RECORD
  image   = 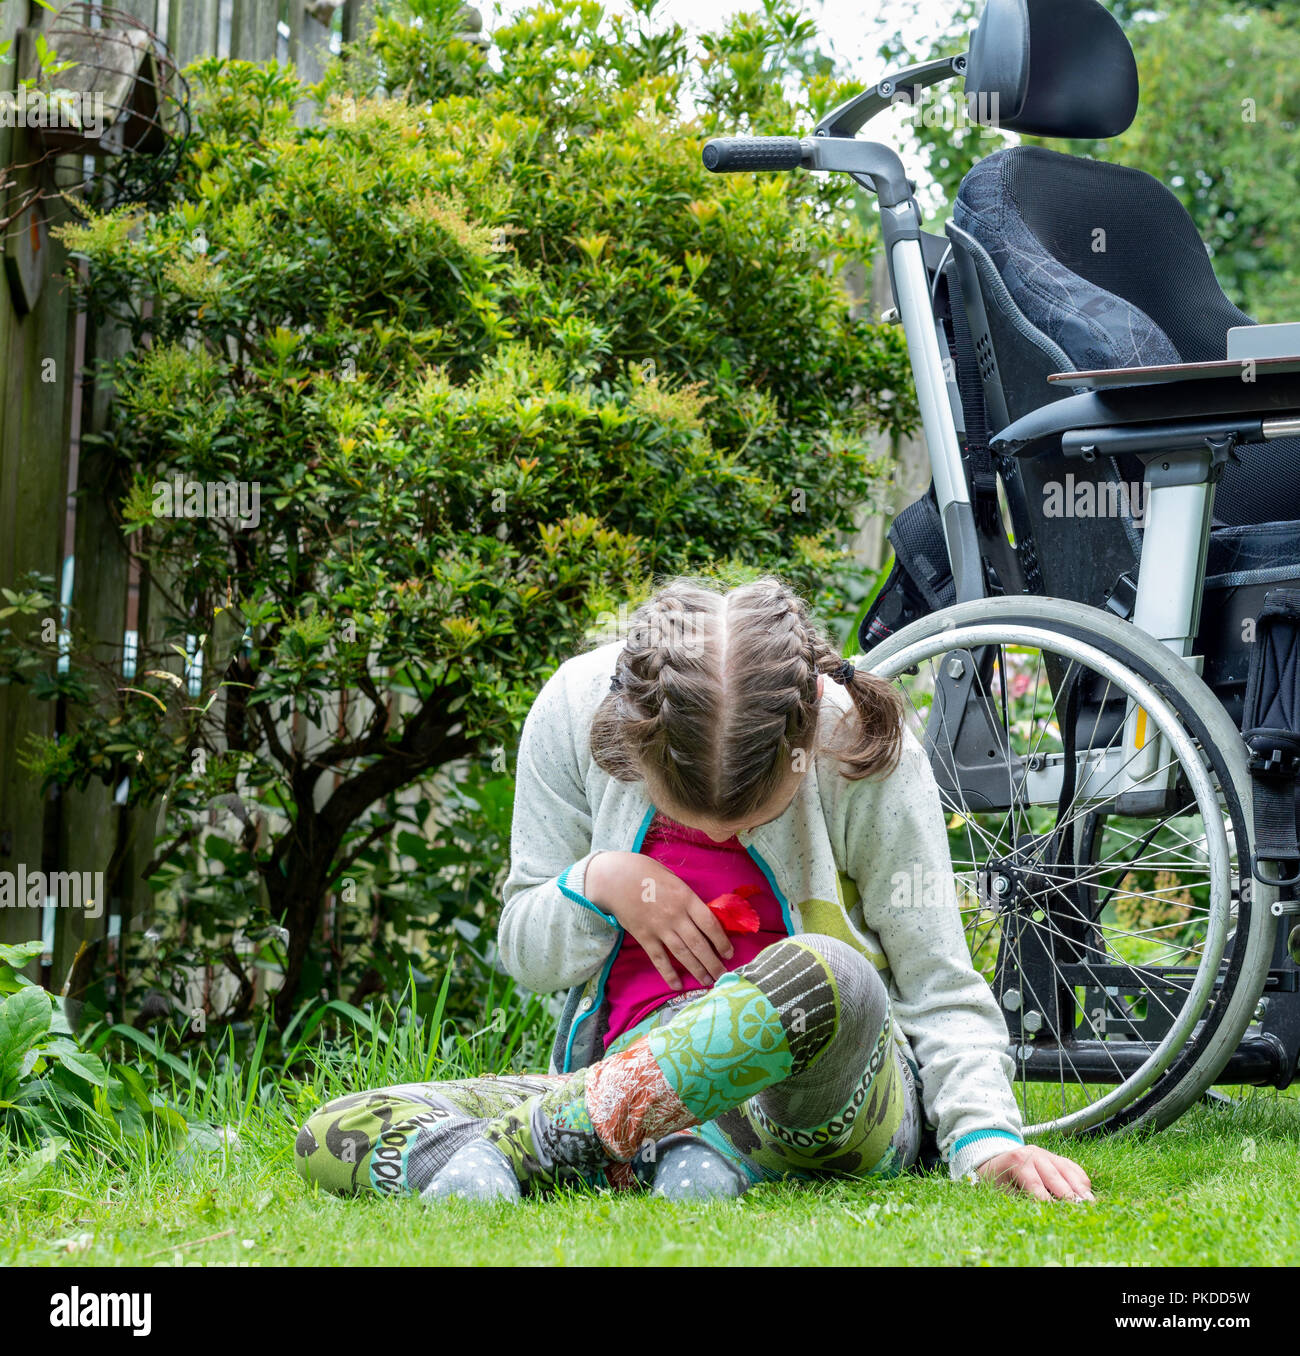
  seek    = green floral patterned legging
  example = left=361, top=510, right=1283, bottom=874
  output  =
left=294, top=934, right=923, bottom=1197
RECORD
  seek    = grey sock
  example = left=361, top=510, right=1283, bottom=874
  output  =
left=651, top=1140, right=749, bottom=1202
left=422, top=1139, right=521, bottom=1204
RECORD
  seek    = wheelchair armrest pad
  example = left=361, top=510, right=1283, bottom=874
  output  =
left=993, top=369, right=1300, bottom=458
left=1049, top=355, right=1300, bottom=389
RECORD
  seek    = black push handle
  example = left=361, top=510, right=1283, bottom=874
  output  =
left=702, top=136, right=807, bottom=173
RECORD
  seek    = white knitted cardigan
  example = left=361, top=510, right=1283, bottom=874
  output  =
left=498, top=639, right=1026, bottom=1182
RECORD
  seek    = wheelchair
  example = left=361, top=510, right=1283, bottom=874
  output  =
left=704, top=0, right=1300, bottom=1139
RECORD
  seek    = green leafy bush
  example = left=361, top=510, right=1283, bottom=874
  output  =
left=0, top=942, right=109, bottom=1141
left=0, top=941, right=198, bottom=1169
left=4, top=0, right=913, bottom=1029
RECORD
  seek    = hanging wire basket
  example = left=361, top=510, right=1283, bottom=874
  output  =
left=3, top=1, right=192, bottom=237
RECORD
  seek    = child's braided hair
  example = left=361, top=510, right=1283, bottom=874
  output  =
left=588, top=576, right=904, bottom=823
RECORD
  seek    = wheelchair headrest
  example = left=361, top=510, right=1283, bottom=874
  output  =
left=965, top=0, right=1139, bottom=138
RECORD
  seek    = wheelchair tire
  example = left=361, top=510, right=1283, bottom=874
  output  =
left=863, top=596, right=1277, bottom=1138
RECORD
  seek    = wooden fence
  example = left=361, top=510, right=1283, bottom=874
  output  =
left=0, top=0, right=370, bottom=988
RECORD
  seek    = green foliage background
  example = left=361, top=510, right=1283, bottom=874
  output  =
left=1, top=0, right=915, bottom=1038
left=7, top=0, right=1290, bottom=1056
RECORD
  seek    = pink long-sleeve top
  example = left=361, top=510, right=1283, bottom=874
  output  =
left=601, top=812, right=789, bottom=1048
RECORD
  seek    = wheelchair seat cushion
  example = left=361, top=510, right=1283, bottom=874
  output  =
left=954, top=144, right=1300, bottom=528
left=953, top=147, right=1182, bottom=372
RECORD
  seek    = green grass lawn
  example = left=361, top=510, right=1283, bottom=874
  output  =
left=5, top=1087, right=1299, bottom=1267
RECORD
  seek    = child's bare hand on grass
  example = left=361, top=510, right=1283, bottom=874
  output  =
left=585, top=851, right=733, bottom=990
left=975, top=1144, right=1095, bottom=1202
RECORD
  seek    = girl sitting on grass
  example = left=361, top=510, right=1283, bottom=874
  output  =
left=295, top=576, right=1093, bottom=1204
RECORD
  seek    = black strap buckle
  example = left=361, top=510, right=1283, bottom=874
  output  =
left=1247, top=744, right=1300, bottom=780
left=1104, top=572, right=1138, bottom=622
left=1251, top=851, right=1300, bottom=888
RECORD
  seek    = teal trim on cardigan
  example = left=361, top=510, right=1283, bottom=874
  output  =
left=631, top=805, right=656, bottom=850
left=560, top=805, right=657, bottom=1073
left=557, top=863, right=619, bottom=927
left=561, top=945, right=619, bottom=1074
left=744, top=844, right=795, bottom=937
left=951, top=1128, right=1023, bottom=1157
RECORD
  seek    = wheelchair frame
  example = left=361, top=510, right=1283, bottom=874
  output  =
left=703, top=1, right=1300, bottom=1131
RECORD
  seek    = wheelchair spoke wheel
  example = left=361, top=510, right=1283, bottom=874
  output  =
left=865, top=598, right=1276, bottom=1138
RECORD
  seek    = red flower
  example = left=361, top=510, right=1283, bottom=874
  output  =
left=704, top=883, right=762, bottom=933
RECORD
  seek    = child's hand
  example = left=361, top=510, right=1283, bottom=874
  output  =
left=585, top=852, right=733, bottom=990
left=974, top=1144, right=1095, bottom=1202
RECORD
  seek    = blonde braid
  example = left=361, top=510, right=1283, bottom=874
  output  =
left=589, top=576, right=903, bottom=822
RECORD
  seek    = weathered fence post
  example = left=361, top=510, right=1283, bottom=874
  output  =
left=1, top=0, right=351, bottom=987
left=231, top=0, right=279, bottom=62
left=0, top=2, right=79, bottom=972
left=168, top=0, right=219, bottom=70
